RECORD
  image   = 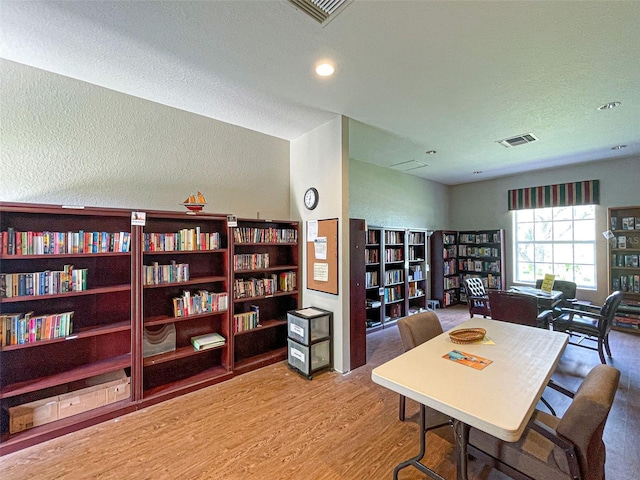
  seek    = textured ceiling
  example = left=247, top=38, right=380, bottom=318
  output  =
left=2, top=1, right=639, bottom=185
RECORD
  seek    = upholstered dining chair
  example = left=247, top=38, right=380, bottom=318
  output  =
left=467, top=364, right=620, bottom=480
left=463, top=277, right=491, bottom=318
left=487, top=290, right=553, bottom=329
left=396, top=311, right=445, bottom=421
left=551, top=291, right=623, bottom=365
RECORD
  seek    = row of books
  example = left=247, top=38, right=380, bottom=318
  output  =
left=1, top=229, right=131, bottom=255
left=144, top=230, right=221, bottom=252
left=443, top=259, right=456, bottom=275
left=365, top=271, right=378, bottom=288
left=612, top=254, right=640, bottom=268
left=443, top=290, right=459, bottom=306
left=233, top=227, right=297, bottom=244
left=611, top=216, right=640, bottom=230
left=384, top=248, right=403, bottom=262
left=384, top=285, right=403, bottom=302
left=612, top=275, right=640, bottom=293
left=0, top=265, right=88, bottom=298
left=613, top=236, right=638, bottom=249
left=233, top=307, right=259, bottom=333
left=408, top=283, right=424, bottom=298
left=458, top=259, right=501, bottom=273
left=459, top=233, right=501, bottom=244
left=409, top=265, right=424, bottom=281
left=461, top=273, right=501, bottom=289
left=233, top=253, right=270, bottom=271
left=443, top=246, right=457, bottom=259
left=385, top=269, right=403, bottom=285
left=443, top=234, right=457, bottom=245
left=365, top=249, right=379, bottom=263
left=278, top=271, right=297, bottom=292
left=143, top=261, right=189, bottom=286
left=366, top=230, right=379, bottom=244
left=458, top=246, right=500, bottom=258
left=444, top=276, right=460, bottom=290
left=407, top=232, right=425, bottom=244
left=234, top=276, right=277, bottom=299
left=1, top=311, right=74, bottom=346
left=172, top=290, right=228, bottom=317
left=384, top=231, right=403, bottom=245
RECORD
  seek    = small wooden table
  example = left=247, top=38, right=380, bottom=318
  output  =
left=371, top=318, right=568, bottom=480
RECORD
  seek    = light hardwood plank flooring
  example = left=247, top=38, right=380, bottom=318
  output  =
left=1, top=306, right=638, bottom=479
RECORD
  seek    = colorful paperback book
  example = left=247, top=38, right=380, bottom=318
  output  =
left=443, top=350, right=493, bottom=370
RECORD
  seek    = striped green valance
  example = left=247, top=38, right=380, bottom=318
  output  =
left=508, top=180, right=600, bottom=210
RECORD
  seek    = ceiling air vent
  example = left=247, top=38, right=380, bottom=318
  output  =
left=389, top=160, right=429, bottom=172
left=289, top=0, right=352, bottom=25
left=497, top=133, right=539, bottom=148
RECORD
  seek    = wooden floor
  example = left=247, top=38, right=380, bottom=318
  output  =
left=1, top=305, right=638, bottom=479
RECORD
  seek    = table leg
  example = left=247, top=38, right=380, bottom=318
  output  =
left=453, top=419, right=470, bottom=480
left=392, top=404, right=446, bottom=480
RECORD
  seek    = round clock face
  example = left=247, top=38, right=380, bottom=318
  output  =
left=304, top=187, right=319, bottom=210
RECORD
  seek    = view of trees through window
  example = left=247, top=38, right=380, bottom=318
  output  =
left=514, top=205, right=596, bottom=288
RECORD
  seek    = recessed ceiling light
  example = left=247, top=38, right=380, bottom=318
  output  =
left=611, top=145, right=627, bottom=150
left=425, top=150, right=437, bottom=155
left=315, top=63, right=335, bottom=77
left=597, top=101, right=621, bottom=110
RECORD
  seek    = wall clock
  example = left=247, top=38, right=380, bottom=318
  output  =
left=304, top=187, right=319, bottom=210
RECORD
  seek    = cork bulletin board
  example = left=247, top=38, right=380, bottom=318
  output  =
left=306, top=218, right=338, bottom=295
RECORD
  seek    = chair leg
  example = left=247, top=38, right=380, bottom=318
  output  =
left=604, top=334, right=613, bottom=357
left=399, top=394, right=406, bottom=421
left=539, top=396, right=557, bottom=416
left=598, top=340, right=607, bottom=365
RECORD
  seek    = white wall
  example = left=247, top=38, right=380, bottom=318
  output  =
left=0, top=60, right=290, bottom=219
left=290, top=116, right=350, bottom=373
left=349, top=158, right=450, bottom=229
left=450, top=156, right=640, bottom=304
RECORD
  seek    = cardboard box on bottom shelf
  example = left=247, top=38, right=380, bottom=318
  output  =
left=8, top=370, right=130, bottom=434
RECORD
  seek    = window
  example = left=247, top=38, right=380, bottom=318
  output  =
left=514, top=205, right=596, bottom=288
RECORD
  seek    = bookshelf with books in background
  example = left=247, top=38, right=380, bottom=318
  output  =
left=364, top=226, right=383, bottom=332
left=140, top=211, right=231, bottom=404
left=457, top=229, right=506, bottom=302
left=406, top=229, right=429, bottom=316
left=430, top=230, right=460, bottom=307
left=230, top=219, right=299, bottom=374
left=608, top=206, right=640, bottom=332
left=382, top=228, right=406, bottom=325
left=0, top=202, right=135, bottom=454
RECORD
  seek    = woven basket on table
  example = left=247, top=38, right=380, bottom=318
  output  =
left=449, top=328, right=486, bottom=344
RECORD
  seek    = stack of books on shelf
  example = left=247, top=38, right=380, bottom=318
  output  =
left=365, top=271, right=379, bottom=288
left=144, top=229, right=220, bottom=252
left=612, top=275, right=640, bottom=293
left=1, top=265, right=87, bottom=298
left=385, top=269, right=403, bottom=285
left=1, top=228, right=130, bottom=255
left=191, top=332, right=226, bottom=351
left=234, top=276, right=276, bottom=299
left=172, top=290, right=228, bottom=317
left=365, top=249, right=379, bottom=263
left=143, top=261, right=189, bottom=285
left=279, top=271, right=297, bottom=292
left=233, top=227, right=297, bottom=244
left=1, top=311, right=74, bottom=346
left=409, top=265, right=423, bottom=280
left=384, top=248, right=403, bottom=262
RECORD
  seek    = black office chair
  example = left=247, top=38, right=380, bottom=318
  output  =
left=535, top=279, right=578, bottom=317
left=551, top=291, right=623, bottom=364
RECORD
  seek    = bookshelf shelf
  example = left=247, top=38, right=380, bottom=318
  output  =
left=608, top=206, right=640, bottom=331
left=0, top=353, right=132, bottom=399
left=143, top=310, right=228, bottom=328
left=142, top=276, right=227, bottom=289
left=233, top=318, right=288, bottom=336
left=142, top=365, right=232, bottom=401
left=0, top=284, right=130, bottom=303
left=143, top=343, right=226, bottom=366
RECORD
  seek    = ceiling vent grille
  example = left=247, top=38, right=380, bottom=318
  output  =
left=289, top=0, right=351, bottom=24
left=389, top=160, right=429, bottom=172
left=498, top=133, right=539, bottom=148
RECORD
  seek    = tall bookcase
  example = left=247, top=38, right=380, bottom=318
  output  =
left=608, top=206, right=640, bottom=331
left=0, top=203, right=136, bottom=454
left=430, top=230, right=459, bottom=307
left=364, top=226, right=383, bottom=331
left=0, top=202, right=300, bottom=455
left=230, top=219, right=299, bottom=375
left=406, top=229, right=429, bottom=315
left=382, top=227, right=406, bottom=326
left=457, top=229, right=506, bottom=302
left=139, top=211, right=232, bottom=404
left=430, top=229, right=506, bottom=307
